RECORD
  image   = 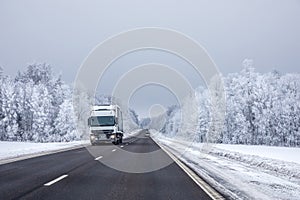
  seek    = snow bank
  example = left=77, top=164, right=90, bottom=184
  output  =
left=211, top=144, right=300, bottom=180
left=214, top=144, right=300, bottom=165
left=0, top=129, right=142, bottom=164
left=152, top=131, right=300, bottom=200
left=123, top=129, right=142, bottom=139
left=0, top=140, right=88, bottom=164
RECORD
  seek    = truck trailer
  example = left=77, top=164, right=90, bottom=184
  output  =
left=88, top=105, right=124, bottom=145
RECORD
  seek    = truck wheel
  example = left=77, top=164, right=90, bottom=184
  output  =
left=113, top=140, right=118, bottom=145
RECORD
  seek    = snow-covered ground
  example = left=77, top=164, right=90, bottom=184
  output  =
left=0, top=129, right=142, bottom=165
left=213, top=143, right=300, bottom=165
left=0, top=140, right=89, bottom=164
left=151, top=130, right=300, bottom=200
left=123, top=128, right=143, bottom=139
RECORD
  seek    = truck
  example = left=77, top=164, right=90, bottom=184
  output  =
left=88, top=104, right=124, bottom=145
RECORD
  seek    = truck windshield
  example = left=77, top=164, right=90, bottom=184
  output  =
left=89, top=116, right=115, bottom=126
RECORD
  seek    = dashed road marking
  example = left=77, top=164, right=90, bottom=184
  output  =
left=120, top=145, right=124, bottom=148
left=44, top=175, right=68, bottom=186
left=94, top=156, right=103, bottom=160
left=112, top=149, right=116, bottom=152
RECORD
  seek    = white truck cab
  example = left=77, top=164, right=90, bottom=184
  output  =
left=88, top=105, right=123, bottom=145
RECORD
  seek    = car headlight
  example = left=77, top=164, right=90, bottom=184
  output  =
left=110, top=135, right=115, bottom=139
left=90, top=135, right=95, bottom=140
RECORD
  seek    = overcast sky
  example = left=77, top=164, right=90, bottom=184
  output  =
left=1, top=0, right=300, bottom=117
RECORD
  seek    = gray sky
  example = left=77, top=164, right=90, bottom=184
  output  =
left=1, top=0, right=300, bottom=117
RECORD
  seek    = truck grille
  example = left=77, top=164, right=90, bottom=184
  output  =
left=91, top=130, right=113, bottom=135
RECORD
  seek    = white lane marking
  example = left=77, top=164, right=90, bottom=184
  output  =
left=94, top=156, right=103, bottom=160
left=112, top=149, right=116, bottom=152
left=120, top=145, right=124, bottom=148
left=44, top=175, right=68, bottom=186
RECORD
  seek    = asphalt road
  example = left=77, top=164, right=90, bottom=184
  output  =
left=0, top=130, right=212, bottom=200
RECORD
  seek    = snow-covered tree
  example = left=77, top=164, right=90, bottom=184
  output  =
left=31, top=85, right=53, bottom=142
left=0, top=63, right=82, bottom=142
left=128, top=108, right=139, bottom=125
left=1, top=79, right=19, bottom=140
left=1, top=61, right=299, bottom=146
left=0, top=66, right=5, bottom=136
left=160, top=105, right=180, bottom=137
left=53, top=98, right=78, bottom=142
left=139, top=118, right=151, bottom=128
left=158, top=60, right=300, bottom=147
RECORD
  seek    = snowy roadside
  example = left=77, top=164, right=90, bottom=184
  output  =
left=0, top=140, right=89, bottom=165
left=0, top=129, right=142, bottom=165
left=151, top=130, right=300, bottom=200
left=123, top=129, right=143, bottom=139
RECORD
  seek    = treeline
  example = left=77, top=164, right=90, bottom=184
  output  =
left=0, top=64, right=140, bottom=142
left=161, top=60, right=300, bottom=147
left=0, top=64, right=80, bottom=142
